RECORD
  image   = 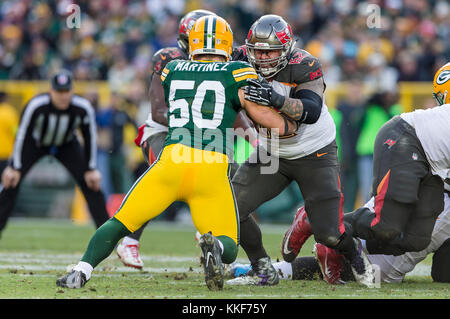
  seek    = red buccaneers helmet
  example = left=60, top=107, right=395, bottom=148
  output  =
left=177, top=9, right=217, bottom=52
left=246, top=15, right=295, bottom=78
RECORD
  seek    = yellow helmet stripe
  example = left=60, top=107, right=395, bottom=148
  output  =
left=204, top=16, right=216, bottom=50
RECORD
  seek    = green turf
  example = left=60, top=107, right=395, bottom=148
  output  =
left=0, top=218, right=448, bottom=299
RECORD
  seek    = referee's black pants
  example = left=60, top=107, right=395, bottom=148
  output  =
left=0, top=139, right=110, bottom=233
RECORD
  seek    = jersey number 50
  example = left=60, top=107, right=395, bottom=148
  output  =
left=168, top=80, right=225, bottom=129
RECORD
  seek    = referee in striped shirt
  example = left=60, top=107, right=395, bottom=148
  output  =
left=0, top=70, right=109, bottom=235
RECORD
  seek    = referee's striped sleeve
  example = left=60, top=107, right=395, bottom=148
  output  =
left=72, top=95, right=98, bottom=170
left=12, top=94, right=50, bottom=170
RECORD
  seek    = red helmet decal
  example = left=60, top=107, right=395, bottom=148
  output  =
left=275, top=25, right=292, bottom=45
left=179, top=21, right=187, bottom=35
left=179, top=17, right=196, bottom=36
left=247, top=28, right=253, bottom=41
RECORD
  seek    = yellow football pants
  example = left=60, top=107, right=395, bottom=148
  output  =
left=114, top=144, right=239, bottom=244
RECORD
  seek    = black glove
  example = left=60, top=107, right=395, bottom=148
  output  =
left=244, top=78, right=285, bottom=110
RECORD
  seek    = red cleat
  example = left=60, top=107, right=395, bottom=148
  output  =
left=313, top=243, right=345, bottom=285
left=281, top=206, right=313, bottom=262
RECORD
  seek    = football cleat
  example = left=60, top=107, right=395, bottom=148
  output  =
left=313, top=243, right=345, bottom=285
left=199, top=232, right=224, bottom=290
left=117, top=242, right=144, bottom=270
left=281, top=206, right=313, bottom=262
left=349, top=238, right=376, bottom=288
left=56, top=270, right=88, bottom=289
left=225, top=262, right=253, bottom=279
left=226, top=257, right=279, bottom=286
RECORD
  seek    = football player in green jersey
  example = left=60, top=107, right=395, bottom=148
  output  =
left=117, top=9, right=217, bottom=271
left=56, top=15, right=297, bottom=291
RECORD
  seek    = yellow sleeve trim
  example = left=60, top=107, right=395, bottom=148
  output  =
left=232, top=67, right=255, bottom=75
left=161, top=68, right=169, bottom=82
left=234, top=73, right=258, bottom=82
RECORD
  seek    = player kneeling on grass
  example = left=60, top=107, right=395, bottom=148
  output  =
left=229, top=191, right=450, bottom=285
left=56, top=15, right=298, bottom=291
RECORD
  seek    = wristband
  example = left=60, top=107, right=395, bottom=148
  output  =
left=271, top=90, right=285, bottom=110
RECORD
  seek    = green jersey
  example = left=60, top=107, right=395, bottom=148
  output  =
left=161, top=59, right=257, bottom=156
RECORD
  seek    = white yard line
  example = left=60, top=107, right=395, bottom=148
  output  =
left=0, top=251, right=431, bottom=278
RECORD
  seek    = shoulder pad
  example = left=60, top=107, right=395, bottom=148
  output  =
left=229, top=61, right=257, bottom=85
left=276, top=48, right=323, bottom=84
left=151, top=47, right=188, bottom=75
left=229, top=60, right=253, bottom=69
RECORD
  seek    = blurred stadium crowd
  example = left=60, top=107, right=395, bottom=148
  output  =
left=1, top=0, right=448, bottom=84
left=0, top=0, right=449, bottom=221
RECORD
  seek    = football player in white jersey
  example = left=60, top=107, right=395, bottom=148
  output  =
left=343, top=62, right=450, bottom=256
left=227, top=15, right=375, bottom=287
left=278, top=62, right=450, bottom=284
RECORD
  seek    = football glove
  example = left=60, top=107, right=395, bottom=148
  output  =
left=244, top=78, right=285, bottom=110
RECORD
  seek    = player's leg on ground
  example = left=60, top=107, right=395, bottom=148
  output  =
left=346, top=117, right=434, bottom=256
left=232, top=152, right=290, bottom=262
left=294, top=141, right=374, bottom=287
left=229, top=153, right=290, bottom=285
left=432, top=238, right=450, bottom=283
left=57, top=147, right=179, bottom=288
left=376, top=174, right=443, bottom=255
left=188, top=152, right=239, bottom=290
left=117, top=132, right=170, bottom=268
left=281, top=205, right=313, bottom=262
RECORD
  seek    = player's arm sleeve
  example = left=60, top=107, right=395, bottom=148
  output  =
left=280, top=56, right=325, bottom=124
left=10, top=101, right=39, bottom=170
left=239, top=90, right=297, bottom=136
left=80, top=101, right=98, bottom=170
left=160, top=64, right=171, bottom=86
left=150, top=71, right=169, bottom=126
left=231, top=64, right=258, bottom=110
left=149, top=49, right=180, bottom=126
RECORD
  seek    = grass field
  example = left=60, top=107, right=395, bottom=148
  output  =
left=0, top=217, right=449, bottom=300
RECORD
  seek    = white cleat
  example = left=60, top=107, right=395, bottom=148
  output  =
left=226, top=275, right=261, bottom=286
left=226, top=257, right=279, bottom=286
left=350, top=238, right=376, bottom=288
left=117, top=242, right=144, bottom=270
left=56, top=270, right=88, bottom=289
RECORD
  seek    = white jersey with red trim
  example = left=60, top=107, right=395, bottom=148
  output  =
left=258, top=84, right=336, bottom=159
left=400, top=104, right=450, bottom=183
left=365, top=192, right=450, bottom=283
left=255, top=47, right=336, bottom=160
left=142, top=112, right=168, bottom=144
